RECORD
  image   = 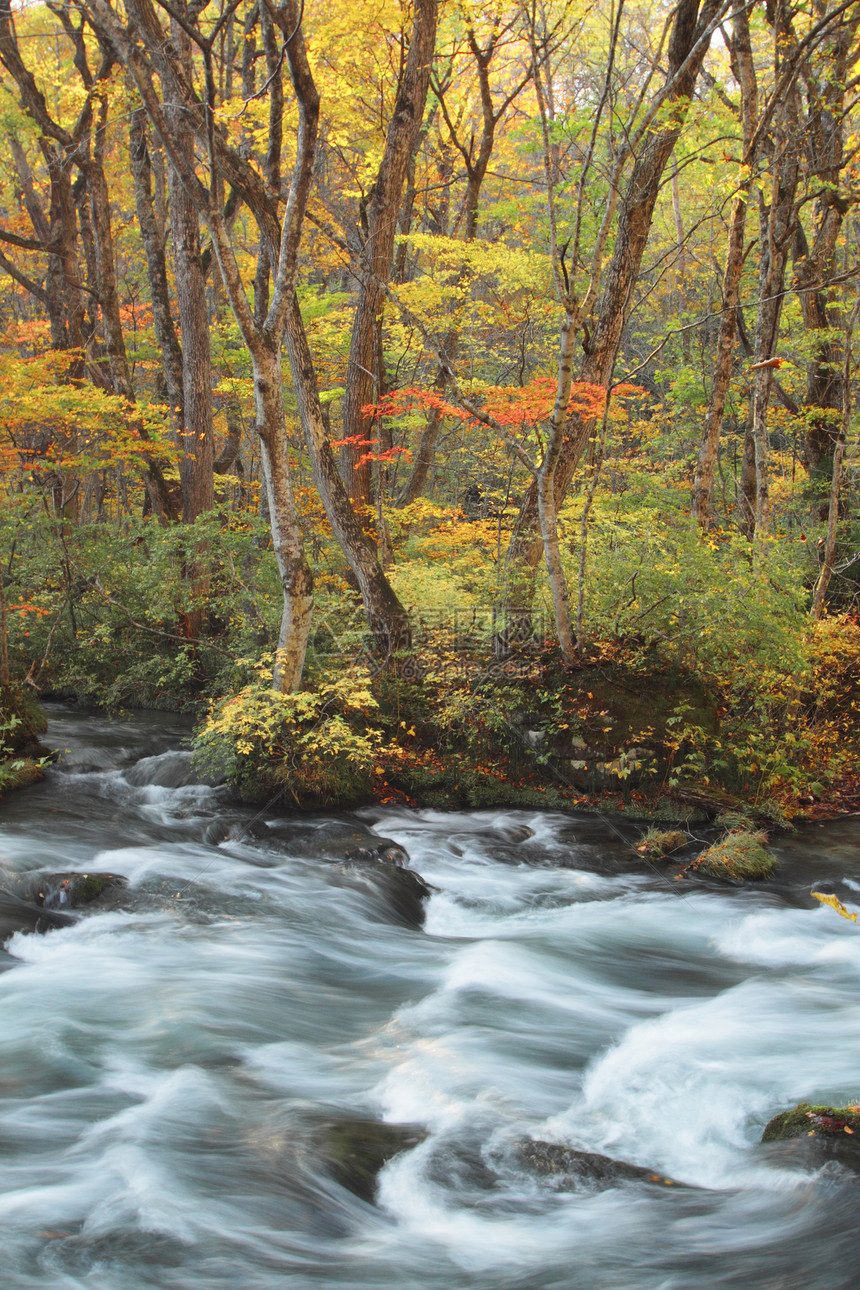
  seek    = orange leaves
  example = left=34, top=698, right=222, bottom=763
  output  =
left=367, top=378, right=644, bottom=439
left=328, top=432, right=412, bottom=470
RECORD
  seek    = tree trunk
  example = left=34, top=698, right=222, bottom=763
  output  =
left=692, top=0, right=757, bottom=527
left=255, top=344, right=314, bottom=690
left=507, top=0, right=725, bottom=588
left=166, top=21, right=214, bottom=527
left=286, top=294, right=411, bottom=657
left=129, top=107, right=184, bottom=428
left=341, top=0, right=438, bottom=503
left=796, top=7, right=860, bottom=476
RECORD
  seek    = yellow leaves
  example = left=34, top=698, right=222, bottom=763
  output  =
left=811, top=891, right=858, bottom=923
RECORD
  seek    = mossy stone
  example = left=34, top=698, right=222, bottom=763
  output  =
left=761, top=1102, right=860, bottom=1143
left=0, top=759, right=44, bottom=796
left=689, top=831, right=777, bottom=881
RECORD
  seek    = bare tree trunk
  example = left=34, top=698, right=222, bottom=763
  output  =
left=749, top=65, right=800, bottom=539
left=738, top=410, right=757, bottom=538
left=797, top=8, right=860, bottom=477
left=255, top=345, right=314, bottom=689
left=166, top=19, right=214, bottom=527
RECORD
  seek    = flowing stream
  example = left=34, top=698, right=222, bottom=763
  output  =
left=1, top=706, right=859, bottom=1289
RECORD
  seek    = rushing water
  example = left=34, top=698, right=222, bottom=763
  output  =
left=0, top=707, right=859, bottom=1289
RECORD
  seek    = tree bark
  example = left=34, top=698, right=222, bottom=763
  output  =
left=691, top=0, right=757, bottom=527
left=129, top=107, right=184, bottom=428
left=341, top=0, right=438, bottom=503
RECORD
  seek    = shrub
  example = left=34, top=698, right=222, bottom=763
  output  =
left=192, top=662, right=386, bottom=805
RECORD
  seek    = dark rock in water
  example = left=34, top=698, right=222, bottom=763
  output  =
left=0, top=889, right=78, bottom=939
left=28, top=872, right=126, bottom=911
left=762, top=1102, right=860, bottom=1144
left=336, top=859, right=432, bottom=928
left=758, top=1099, right=860, bottom=1171
left=344, top=840, right=411, bottom=868
left=320, top=1118, right=427, bottom=1202
left=204, top=818, right=277, bottom=851
left=760, top=1104, right=860, bottom=1176
left=514, top=1139, right=685, bottom=1191
left=494, top=824, right=534, bottom=844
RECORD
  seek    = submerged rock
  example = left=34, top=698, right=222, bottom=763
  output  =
left=514, top=1139, right=685, bottom=1191
left=28, top=872, right=126, bottom=910
left=335, top=858, right=432, bottom=928
left=684, top=830, right=777, bottom=881
left=344, top=840, right=410, bottom=868
left=319, top=1118, right=427, bottom=1202
left=0, top=889, right=77, bottom=938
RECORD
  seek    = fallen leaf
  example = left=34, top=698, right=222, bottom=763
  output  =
left=811, top=891, right=858, bottom=922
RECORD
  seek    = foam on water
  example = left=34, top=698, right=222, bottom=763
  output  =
left=0, top=707, right=858, bottom=1289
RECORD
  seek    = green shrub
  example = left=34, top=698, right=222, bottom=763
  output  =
left=193, top=662, right=386, bottom=805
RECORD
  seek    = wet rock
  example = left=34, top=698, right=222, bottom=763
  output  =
left=319, top=1118, right=427, bottom=1202
left=514, top=1139, right=685, bottom=1191
left=0, top=889, right=77, bottom=938
left=205, top=818, right=276, bottom=847
left=760, top=1103, right=860, bottom=1176
left=27, top=872, right=126, bottom=911
left=335, top=859, right=432, bottom=928
left=684, top=830, right=777, bottom=882
left=344, top=840, right=411, bottom=868
left=494, top=823, right=534, bottom=844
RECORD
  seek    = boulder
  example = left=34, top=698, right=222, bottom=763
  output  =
left=762, top=1102, right=860, bottom=1143
left=335, top=858, right=432, bottom=928
left=319, top=1118, right=427, bottom=1202
left=0, top=889, right=77, bottom=938
left=27, top=872, right=126, bottom=910
left=514, top=1138, right=685, bottom=1191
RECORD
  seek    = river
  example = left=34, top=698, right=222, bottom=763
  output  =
left=0, top=705, right=858, bottom=1289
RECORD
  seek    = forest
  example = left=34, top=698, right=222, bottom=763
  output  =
left=0, top=0, right=859, bottom=822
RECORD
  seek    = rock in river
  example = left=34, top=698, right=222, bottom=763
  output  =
left=514, top=1139, right=685, bottom=1191
left=319, top=1118, right=427, bottom=1202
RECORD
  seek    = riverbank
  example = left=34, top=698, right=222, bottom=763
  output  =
left=189, top=644, right=860, bottom=832
left=0, top=686, right=53, bottom=799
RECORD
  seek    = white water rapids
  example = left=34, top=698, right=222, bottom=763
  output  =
left=0, top=706, right=858, bottom=1289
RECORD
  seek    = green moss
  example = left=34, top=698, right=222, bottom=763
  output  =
left=762, top=1103, right=860, bottom=1143
left=0, top=758, right=43, bottom=796
left=689, top=830, right=778, bottom=881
